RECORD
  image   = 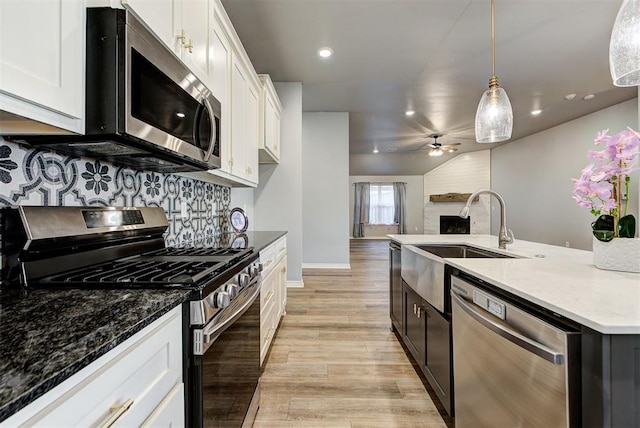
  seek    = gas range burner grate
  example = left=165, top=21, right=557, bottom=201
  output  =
left=40, top=259, right=224, bottom=286
left=143, top=247, right=249, bottom=257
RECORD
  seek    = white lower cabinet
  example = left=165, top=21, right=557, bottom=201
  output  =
left=2, top=306, right=184, bottom=427
left=260, top=237, right=287, bottom=365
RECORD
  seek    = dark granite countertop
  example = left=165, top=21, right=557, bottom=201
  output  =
left=238, top=231, right=287, bottom=252
left=0, top=287, right=190, bottom=422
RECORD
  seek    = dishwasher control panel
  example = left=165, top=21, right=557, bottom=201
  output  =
left=473, top=289, right=506, bottom=320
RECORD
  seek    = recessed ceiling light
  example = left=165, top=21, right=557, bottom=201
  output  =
left=564, top=93, right=577, bottom=100
left=373, top=148, right=379, bottom=154
left=583, top=94, right=596, bottom=100
left=317, top=47, right=333, bottom=58
left=176, top=112, right=186, bottom=118
left=405, top=110, right=415, bottom=116
left=531, top=109, right=542, bottom=116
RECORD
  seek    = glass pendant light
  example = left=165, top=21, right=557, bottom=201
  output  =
left=475, top=0, right=513, bottom=143
left=610, top=0, right=640, bottom=86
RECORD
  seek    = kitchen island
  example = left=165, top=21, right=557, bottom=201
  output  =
left=388, top=234, right=640, bottom=427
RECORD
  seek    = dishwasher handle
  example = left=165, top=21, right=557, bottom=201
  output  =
left=451, top=291, right=564, bottom=365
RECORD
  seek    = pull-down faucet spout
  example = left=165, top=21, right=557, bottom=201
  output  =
left=459, top=189, right=514, bottom=249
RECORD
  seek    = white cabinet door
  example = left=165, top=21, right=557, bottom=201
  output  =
left=0, top=0, right=84, bottom=132
left=244, top=79, right=259, bottom=183
left=257, top=74, right=282, bottom=163
left=276, top=256, right=287, bottom=319
left=231, top=56, right=247, bottom=180
left=141, top=383, right=185, bottom=428
left=179, top=0, right=209, bottom=83
left=210, top=12, right=231, bottom=173
left=122, top=0, right=177, bottom=51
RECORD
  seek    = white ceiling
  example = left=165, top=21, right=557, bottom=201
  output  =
left=221, top=0, right=637, bottom=175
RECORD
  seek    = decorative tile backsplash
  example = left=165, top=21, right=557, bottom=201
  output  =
left=0, top=137, right=230, bottom=245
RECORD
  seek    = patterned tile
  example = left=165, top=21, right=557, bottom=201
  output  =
left=0, top=137, right=231, bottom=244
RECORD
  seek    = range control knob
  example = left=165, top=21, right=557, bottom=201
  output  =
left=216, top=291, right=230, bottom=308
left=237, top=273, right=250, bottom=287
left=226, top=283, right=239, bottom=299
left=249, top=263, right=263, bottom=277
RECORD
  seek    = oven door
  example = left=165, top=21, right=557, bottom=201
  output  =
left=125, top=13, right=221, bottom=170
left=190, top=282, right=261, bottom=428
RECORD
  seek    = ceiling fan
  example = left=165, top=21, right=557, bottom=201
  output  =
left=426, top=133, right=460, bottom=157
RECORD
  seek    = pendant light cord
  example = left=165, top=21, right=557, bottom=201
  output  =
left=491, top=0, right=496, bottom=77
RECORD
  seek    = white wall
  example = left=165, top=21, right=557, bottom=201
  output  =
left=302, top=112, right=350, bottom=268
left=230, top=187, right=254, bottom=229
left=349, top=175, right=424, bottom=237
left=491, top=98, right=639, bottom=250
left=253, top=83, right=304, bottom=284
left=423, top=150, right=491, bottom=234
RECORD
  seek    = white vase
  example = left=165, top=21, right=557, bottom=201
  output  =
left=592, top=237, right=640, bottom=273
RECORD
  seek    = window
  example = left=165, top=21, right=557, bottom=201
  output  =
left=369, top=184, right=395, bottom=225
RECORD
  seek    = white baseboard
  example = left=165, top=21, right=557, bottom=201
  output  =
left=301, top=263, right=351, bottom=269
left=287, top=280, right=305, bottom=288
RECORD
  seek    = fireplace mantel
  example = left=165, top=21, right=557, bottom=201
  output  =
left=429, top=193, right=479, bottom=203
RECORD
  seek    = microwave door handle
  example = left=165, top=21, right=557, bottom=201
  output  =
left=202, top=96, right=217, bottom=162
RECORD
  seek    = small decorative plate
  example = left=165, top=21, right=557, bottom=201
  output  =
left=231, top=233, right=248, bottom=249
left=229, top=207, right=248, bottom=233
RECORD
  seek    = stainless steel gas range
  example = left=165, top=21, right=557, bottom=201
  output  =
left=1, top=206, right=263, bottom=428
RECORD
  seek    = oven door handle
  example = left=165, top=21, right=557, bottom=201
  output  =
left=200, top=282, right=260, bottom=349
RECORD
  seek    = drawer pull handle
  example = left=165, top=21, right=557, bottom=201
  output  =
left=263, top=291, right=274, bottom=303
left=100, top=399, right=134, bottom=428
left=278, top=247, right=285, bottom=254
left=281, top=266, right=286, bottom=273
left=264, top=260, right=273, bottom=268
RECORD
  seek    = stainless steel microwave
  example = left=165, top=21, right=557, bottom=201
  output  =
left=20, top=8, right=221, bottom=173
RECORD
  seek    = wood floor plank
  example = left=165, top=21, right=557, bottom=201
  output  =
left=255, top=240, right=453, bottom=427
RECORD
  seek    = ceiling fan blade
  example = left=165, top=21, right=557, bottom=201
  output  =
left=442, top=143, right=461, bottom=148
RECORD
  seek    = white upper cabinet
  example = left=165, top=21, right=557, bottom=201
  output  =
left=0, top=0, right=85, bottom=134
left=181, top=0, right=261, bottom=187
left=121, top=0, right=176, bottom=50
left=229, top=53, right=259, bottom=184
left=123, top=0, right=210, bottom=83
left=209, top=8, right=232, bottom=175
left=175, top=0, right=209, bottom=83
left=258, top=74, right=282, bottom=163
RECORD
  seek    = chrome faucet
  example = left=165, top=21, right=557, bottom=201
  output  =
left=459, top=189, right=514, bottom=249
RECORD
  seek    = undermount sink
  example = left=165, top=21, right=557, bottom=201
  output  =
left=415, top=245, right=515, bottom=259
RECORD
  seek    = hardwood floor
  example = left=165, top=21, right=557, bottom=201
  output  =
left=254, top=239, right=454, bottom=428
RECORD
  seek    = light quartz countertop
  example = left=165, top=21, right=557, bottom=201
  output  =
left=388, top=234, right=640, bottom=334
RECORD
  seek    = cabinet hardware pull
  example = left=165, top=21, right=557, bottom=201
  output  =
left=177, top=29, right=186, bottom=44
left=413, top=304, right=417, bottom=315
left=281, top=267, right=286, bottom=273
left=264, top=291, right=273, bottom=303
left=417, top=307, right=422, bottom=318
left=100, top=398, right=134, bottom=428
left=278, top=247, right=285, bottom=253
left=185, top=39, right=193, bottom=53
left=264, top=260, right=273, bottom=267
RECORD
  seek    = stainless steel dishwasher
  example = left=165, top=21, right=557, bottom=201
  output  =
left=451, top=275, right=581, bottom=427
